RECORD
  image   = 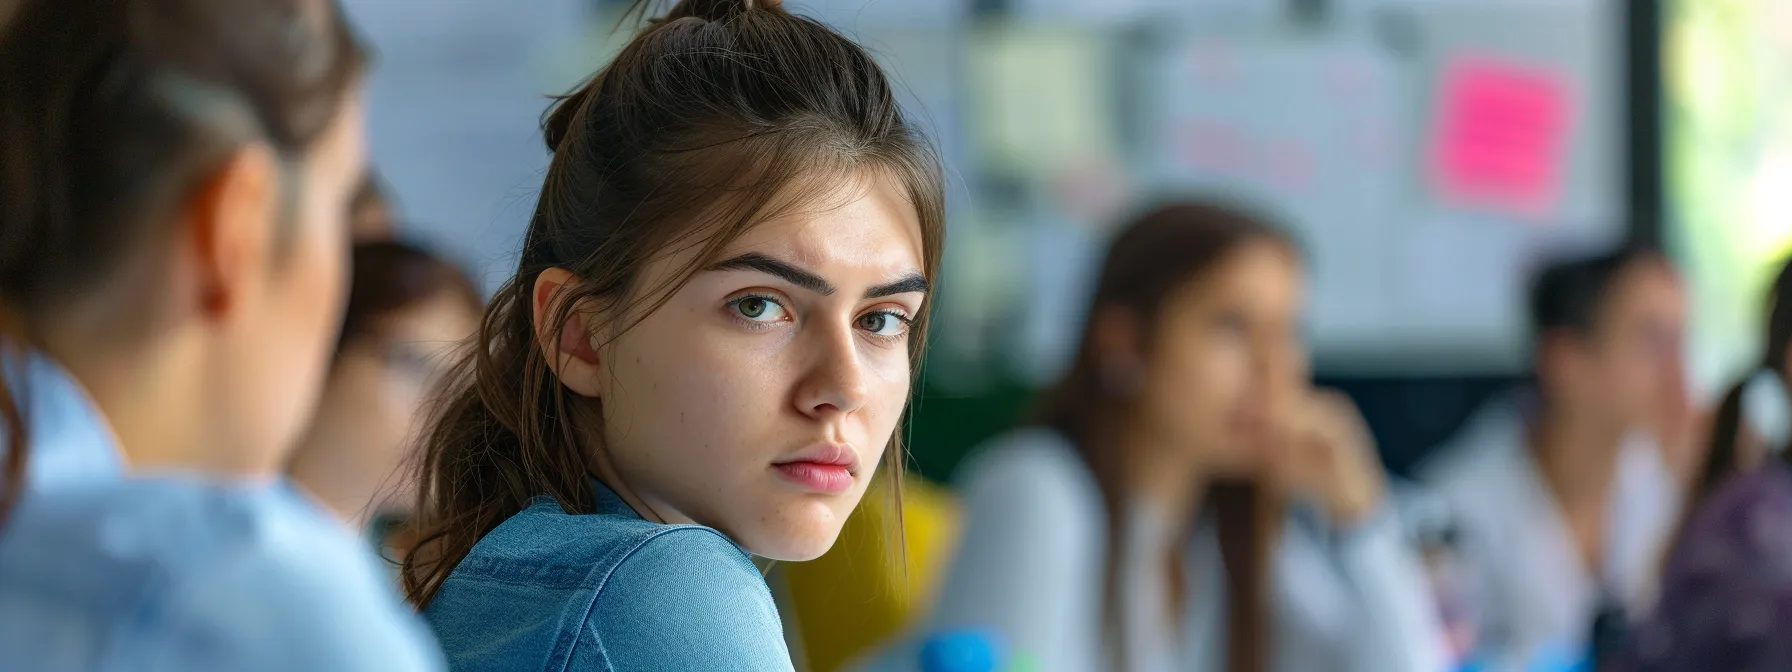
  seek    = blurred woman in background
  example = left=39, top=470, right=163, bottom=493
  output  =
left=917, top=203, right=1446, bottom=672
left=0, top=0, right=441, bottom=669
left=1677, top=256, right=1792, bottom=511
left=1612, top=256, right=1792, bottom=672
left=288, top=241, right=481, bottom=534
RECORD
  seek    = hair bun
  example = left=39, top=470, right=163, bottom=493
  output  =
left=662, top=0, right=781, bottom=23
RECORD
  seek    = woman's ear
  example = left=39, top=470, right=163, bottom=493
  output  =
left=533, top=267, right=604, bottom=398
left=186, top=142, right=278, bottom=320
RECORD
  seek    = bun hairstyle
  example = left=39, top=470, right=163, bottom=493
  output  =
left=0, top=0, right=366, bottom=527
left=402, top=0, right=945, bottom=607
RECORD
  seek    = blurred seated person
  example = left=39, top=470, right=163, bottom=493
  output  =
left=287, top=241, right=481, bottom=538
left=1607, top=256, right=1792, bottom=672
left=1679, top=256, right=1792, bottom=514
left=1415, top=247, right=1691, bottom=669
left=890, top=203, right=1447, bottom=672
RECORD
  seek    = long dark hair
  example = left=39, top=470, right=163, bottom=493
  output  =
left=0, top=0, right=366, bottom=527
left=1038, top=202, right=1293, bottom=672
left=1692, top=257, right=1792, bottom=505
left=400, top=0, right=945, bottom=608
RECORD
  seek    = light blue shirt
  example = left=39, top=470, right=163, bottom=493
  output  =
left=425, top=480, right=794, bottom=671
left=0, top=352, right=444, bottom=671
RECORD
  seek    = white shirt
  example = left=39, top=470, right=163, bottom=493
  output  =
left=1415, top=393, right=1680, bottom=671
left=905, top=428, right=1449, bottom=672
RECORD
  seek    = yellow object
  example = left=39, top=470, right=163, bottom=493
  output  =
left=780, top=477, right=962, bottom=672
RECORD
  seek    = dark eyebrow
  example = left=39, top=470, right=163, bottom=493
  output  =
left=866, top=273, right=929, bottom=299
left=706, top=252, right=835, bottom=296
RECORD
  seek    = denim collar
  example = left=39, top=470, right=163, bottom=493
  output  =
left=585, top=475, right=760, bottom=559
left=589, top=476, right=643, bottom=520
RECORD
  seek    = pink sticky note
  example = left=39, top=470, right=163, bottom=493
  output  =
left=1429, top=55, right=1573, bottom=218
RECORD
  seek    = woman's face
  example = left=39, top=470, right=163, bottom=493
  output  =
left=585, top=174, right=926, bottom=561
left=1134, top=240, right=1306, bottom=476
left=297, top=291, right=479, bottom=520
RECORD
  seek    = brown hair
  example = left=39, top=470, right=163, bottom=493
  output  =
left=1038, top=202, right=1293, bottom=672
left=400, top=0, right=945, bottom=607
left=0, top=0, right=366, bottom=527
left=337, top=240, right=481, bottom=352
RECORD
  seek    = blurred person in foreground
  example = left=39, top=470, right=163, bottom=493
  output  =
left=1416, top=247, right=1690, bottom=669
left=900, top=203, right=1447, bottom=672
left=1609, top=256, right=1792, bottom=672
left=287, top=241, right=481, bottom=539
left=0, top=0, right=442, bottom=669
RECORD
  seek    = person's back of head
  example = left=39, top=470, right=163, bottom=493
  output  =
left=0, top=0, right=368, bottom=520
left=1527, top=245, right=1687, bottom=435
left=403, top=0, right=945, bottom=609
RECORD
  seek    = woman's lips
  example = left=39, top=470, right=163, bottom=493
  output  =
left=773, top=462, right=855, bottom=494
left=772, top=442, right=859, bottom=494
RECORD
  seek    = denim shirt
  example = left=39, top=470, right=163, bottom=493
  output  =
left=425, top=481, right=794, bottom=671
left=0, top=352, right=444, bottom=671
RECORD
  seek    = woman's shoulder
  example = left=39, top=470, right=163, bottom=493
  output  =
left=0, top=479, right=438, bottom=669
left=442, top=498, right=680, bottom=587
left=1666, top=463, right=1792, bottom=576
left=428, top=499, right=789, bottom=671
left=952, top=427, right=1106, bottom=540
left=1623, top=464, right=1792, bottom=671
left=955, top=427, right=1095, bottom=495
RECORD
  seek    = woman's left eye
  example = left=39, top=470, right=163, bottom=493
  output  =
left=855, top=311, right=909, bottom=337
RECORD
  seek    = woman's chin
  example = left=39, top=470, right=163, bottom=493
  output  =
left=735, top=506, right=850, bottom=562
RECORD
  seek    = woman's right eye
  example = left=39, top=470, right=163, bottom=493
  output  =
left=729, top=295, right=789, bottom=323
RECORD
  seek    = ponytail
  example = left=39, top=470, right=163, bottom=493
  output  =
left=1694, top=378, right=1750, bottom=505
left=540, top=74, right=601, bottom=155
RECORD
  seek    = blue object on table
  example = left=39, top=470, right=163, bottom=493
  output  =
left=919, top=629, right=1007, bottom=672
left=1527, top=641, right=1592, bottom=672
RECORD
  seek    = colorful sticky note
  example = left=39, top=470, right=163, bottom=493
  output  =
left=1428, top=55, right=1573, bottom=218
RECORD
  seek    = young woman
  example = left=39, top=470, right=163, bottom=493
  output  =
left=0, top=0, right=441, bottom=669
left=1611, top=256, right=1792, bottom=672
left=1681, top=256, right=1792, bottom=508
left=913, top=204, right=1447, bottom=672
left=400, top=0, right=944, bottom=669
left=288, top=241, right=482, bottom=530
